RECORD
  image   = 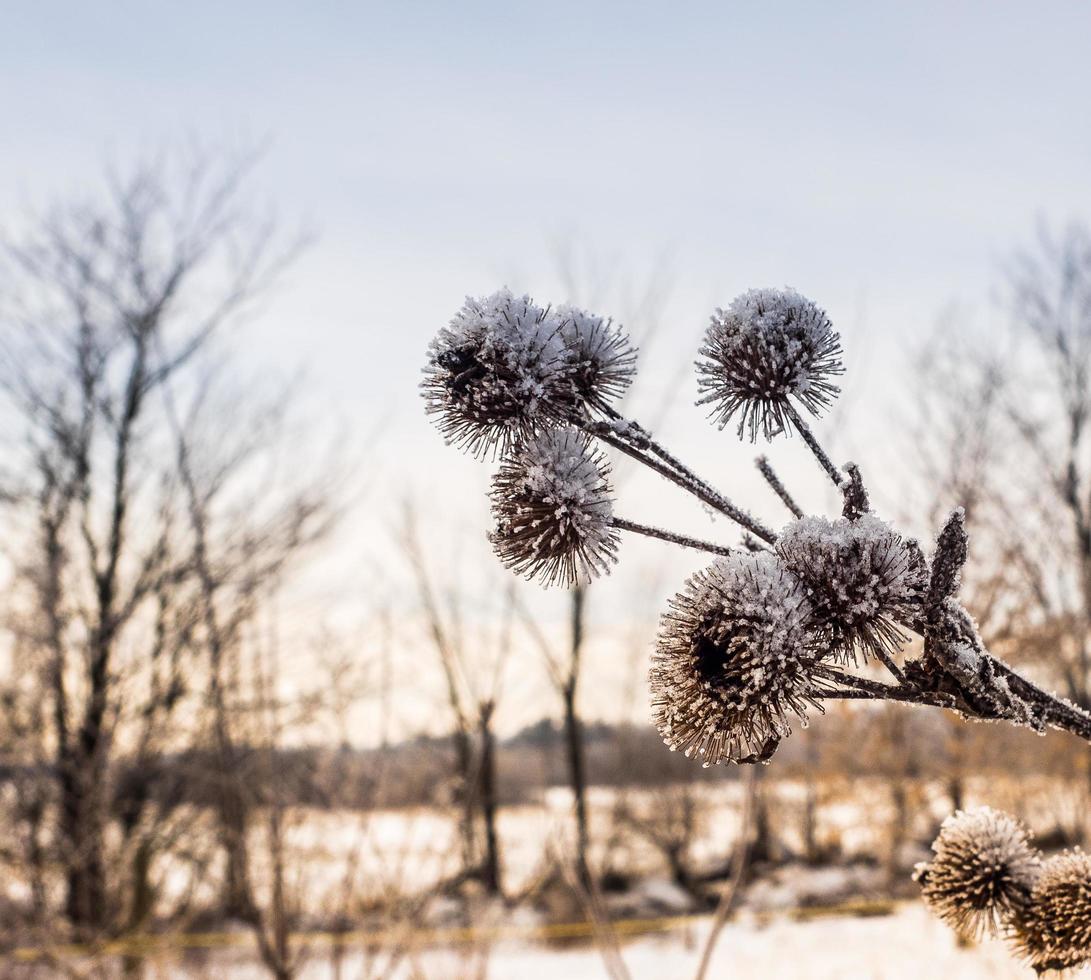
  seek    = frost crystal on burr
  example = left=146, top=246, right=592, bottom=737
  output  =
left=776, top=513, right=927, bottom=663
left=422, top=289, right=575, bottom=457
left=915, top=807, right=1040, bottom=940
left=650, top=552, right=823, bottom=766
left=557, top=304, right=637, bottom=412
left=489, top=427, right=619, bottom=588
left=1013, top=850, right=1091, bottom=973
left=697, top=287, right=843, bottom=441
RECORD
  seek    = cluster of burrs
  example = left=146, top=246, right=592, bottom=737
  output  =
left=422, top=286, right=1091, bottom=765
left=917, top=807, right=1091, bottom=974
left=423, top=284, right=1091, bottom=969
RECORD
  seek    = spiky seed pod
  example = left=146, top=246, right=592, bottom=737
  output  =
left=489, top=427, right=619, bottom=588
left=556, top=305, right=637, bottom=412
left=422, top=289, right=577, bottom=458
left=650, top=552, right=824, bottom=766
left=696, top=288, right=844, bottom=441
left=776, top=514, right=928, bottom=663
left=1013, top=850, right=1091, bottom=974
left=915, top=807, right=1040, bottom=940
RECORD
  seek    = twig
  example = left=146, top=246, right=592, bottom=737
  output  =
left=586, top=421, right=777, bottom=545
left=990, top=655, right=1091, bottom=742
left=755, top=456, right=804, bottom=519
left=611, top=517, right=733, bottom=557
left=692, top=767, right=754, bottom=980
left=784, top=403, right=843, bottom=488
left=815, top=666, right=950, bottom=708
left=873, top=647, right=907, bottom=685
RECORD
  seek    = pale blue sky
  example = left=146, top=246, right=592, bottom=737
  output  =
left=4, top=1, right=1091, bottom=733
left=5, top=1, right=1090, bottom=429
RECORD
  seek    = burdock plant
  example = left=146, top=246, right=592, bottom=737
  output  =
left=1013, top=849, right=1091, bottom=973
left=423, top=285, right=1091, bottom=972
left=915, top=808, right=1041, bottom=941
left=917, top=807, right=1091, bottom=974
left=651, top=552, right=827, bottom=765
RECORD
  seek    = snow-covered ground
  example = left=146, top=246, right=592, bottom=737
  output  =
left=408, top=906, right=1061, bottom=979
left=236, top=775, right=1088, bottom=910
left=156, top=904, right=1086, bottom=978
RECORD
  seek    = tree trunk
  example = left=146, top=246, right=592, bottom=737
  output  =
left=62, top=638, right=112, bottom=932
left=564, top=587, right=590, bottom=885
left=946, top=720, right=966, bottom=812
left=127, top=838, right=156, bottom=930
left=477, top=702, right=502, bottom=895
left=60, top=749, right=108, bottom=933
left=211, top=698, right=256, bottom=921
left=887, top=778, right=910, bottom=886
left=220, top=781, right=255, bottom=921
left=946, top=775, right=964, bottom=813
left=749, top=770, right=774, bottom=865
left=452, top=724, right=477, bottom=878
left=802, top=779, right=819, bottom=864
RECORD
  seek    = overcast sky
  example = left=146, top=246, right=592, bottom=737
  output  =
left=3, top=1, right=1091, bottom=736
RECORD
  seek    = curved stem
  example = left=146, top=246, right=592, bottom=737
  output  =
left=783, top=403, right=843, bottom=488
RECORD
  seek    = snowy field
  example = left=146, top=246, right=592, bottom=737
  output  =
left=5, top=777, right=1086, bottom=976
left=138, top=904, right=1086, bottom=978
left=400, top=906, right=1080, bottom=980
left=236, top=775, right=1089, bottom=909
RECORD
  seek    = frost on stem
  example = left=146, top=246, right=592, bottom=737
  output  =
left=697, top=288, right=844, bottom=442
left=776, top=514, right=927, bottom=664
left=840, top=462, right=870, bottom=520
left=1013, top=850, right=1091, bottom=974
left=924, top=599, right=1047, bottom=731
left=915, top=807, right=1040, bottom=940
left=556, top=304, right=637, bottom=412
left=489, top=427, right=619, bottom=588
left=650, top=552, right=824, bottom=766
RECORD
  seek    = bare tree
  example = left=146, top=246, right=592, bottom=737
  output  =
left=164, top=362, right=334, bottom=922
left=615, top=783, right=707, bottom=899
left=401, top=507, right=513, bottom=897
left=0, top=150, right=298, bottom=938
left=909, top=224, right=1091, bottom=796
left=517, top=244, right=675, bottom=887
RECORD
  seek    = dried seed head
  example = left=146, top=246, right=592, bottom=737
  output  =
left=422, top=289, right=576, bottom=458
left=489, top=427, right=619, bottom=588
left=697, top=288, right=843, bottom=441
left=1013, top=850, right=1091, bottom=974
left=650, top=552, right=823, bottom=766
left=916, top=807, right=1040, bottom=940
left=557, top=305, right=637, bottom=412
left=928, top=507, right=969, bottom=612
left=776, top=514, right=928, bottom=663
